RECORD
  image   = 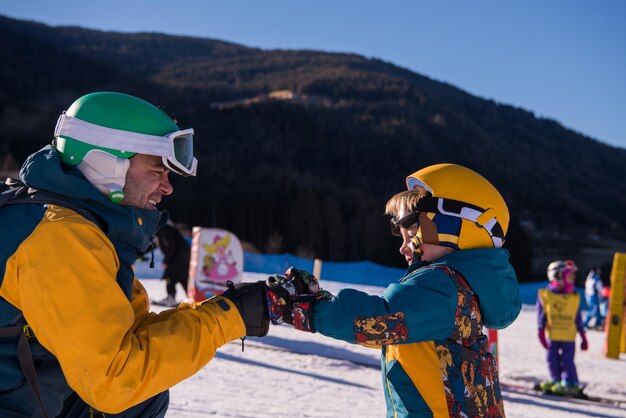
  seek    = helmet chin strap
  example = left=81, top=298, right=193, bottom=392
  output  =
left=410, top=235, right=424, bottom=261
left=77, top=150, right=130, bottom=203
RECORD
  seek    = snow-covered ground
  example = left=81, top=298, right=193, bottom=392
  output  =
left=137, top=270, right=626, bottom=418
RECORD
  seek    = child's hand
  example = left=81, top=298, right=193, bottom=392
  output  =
left=265, top=275, right=317, bottom=332
left=580, top=332, right=589, bottom=351
left=284, top=266, right=321, bottom=294
left=265, top=269, right=334, bottom=333
left=277, top=266, right=333, bottom=300
left=538, top=328, right=549, bottom=349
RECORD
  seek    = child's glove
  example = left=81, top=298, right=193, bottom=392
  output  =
left=282, top=266, right=323, bottom=294
left=265, top=267, right=333, bottom=333
left=538, top=328, right=549, bottom=349
left=580, top=332, right=589, bottom=351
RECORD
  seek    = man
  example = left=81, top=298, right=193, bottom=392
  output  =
left=0, top=92, right=268, bottom=417
left=152, top=220, right=191, bottom=307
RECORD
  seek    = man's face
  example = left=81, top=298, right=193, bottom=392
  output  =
left=119, top=154, right=173, bottom=210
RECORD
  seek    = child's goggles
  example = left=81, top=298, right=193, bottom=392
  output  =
left=389, top=196, right=505, bottom=247
left=391, top=210, right=421, bottom=236
left=54, top=113, right=198, bottom=176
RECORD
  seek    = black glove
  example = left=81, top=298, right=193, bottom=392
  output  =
left=221, top=280, right=270, bottom=337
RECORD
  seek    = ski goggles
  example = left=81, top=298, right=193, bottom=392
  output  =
left=391, top=212, right=425, bottom=259
left=54, top=113, right=198, bottom=176
left=389, top=196, right=505, bottom=247
left=390, top=210, right=421, bottom=236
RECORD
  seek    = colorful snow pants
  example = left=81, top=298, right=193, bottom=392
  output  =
left=547, top=340, right=578, bottom=384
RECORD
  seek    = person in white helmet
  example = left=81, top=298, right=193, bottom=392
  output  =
left=537, top=259, right=588, bottom=396
left=0, top=92, right=269, bottom=417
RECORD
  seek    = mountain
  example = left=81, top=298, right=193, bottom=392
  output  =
left=2, top=15, right=626, bottom=280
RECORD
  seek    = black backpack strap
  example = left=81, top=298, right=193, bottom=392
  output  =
left=0, top=326, right=50, bottom=418
left=1, top=178, right=107, bottom=233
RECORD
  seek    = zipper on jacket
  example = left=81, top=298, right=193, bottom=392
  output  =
left=383, top=346, right=398, bottom=417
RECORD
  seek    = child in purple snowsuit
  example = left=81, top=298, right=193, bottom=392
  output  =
left=536, top=260, right=588, bottom=395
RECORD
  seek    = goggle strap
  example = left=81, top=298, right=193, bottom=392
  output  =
left=392, top=196, right=505, bottom=245
left=56, top=114, right=197, bottom=176
left=56, top=114, right=172, bottom=157
left=422, top=196, right=504, bottom=239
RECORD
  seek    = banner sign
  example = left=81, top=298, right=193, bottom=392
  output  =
left=188, top=227, right=243, bottom=301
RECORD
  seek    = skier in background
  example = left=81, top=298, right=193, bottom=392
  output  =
left=152, top=220, right=191, bottom=307
left=266, top=164, right=521, bottom=418
left=599, top=286, right=610, bottom=321
left=537, top=260, right=588, bottom=396
left=583, top=267, right=604, bottom=329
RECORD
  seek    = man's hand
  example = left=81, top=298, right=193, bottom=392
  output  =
left=221, top=281, right=270, bottom=337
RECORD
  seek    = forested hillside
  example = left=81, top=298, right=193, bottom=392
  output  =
left=2, top=15, right=625, bottom=280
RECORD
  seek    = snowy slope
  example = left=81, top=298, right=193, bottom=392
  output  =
left=138, top=270, right=626, bottom=418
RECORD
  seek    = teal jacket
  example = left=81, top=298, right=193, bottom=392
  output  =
left=313, top=249, right=520, bottom=418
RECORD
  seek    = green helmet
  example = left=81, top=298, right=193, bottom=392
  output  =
left=53, top=92, right=197, bottom=202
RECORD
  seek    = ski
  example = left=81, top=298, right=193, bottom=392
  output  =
left=500, top=382, right=626, bottom=408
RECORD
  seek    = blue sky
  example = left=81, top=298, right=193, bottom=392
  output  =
left=2, top=1, right=625, bottom=148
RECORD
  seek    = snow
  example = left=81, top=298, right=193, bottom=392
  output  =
left=136, top=260, right=626, bottom=417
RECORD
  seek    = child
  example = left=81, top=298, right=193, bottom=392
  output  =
left=537, top=260, right=588, bottom=395
left=266, top=163, right=521, bottom=418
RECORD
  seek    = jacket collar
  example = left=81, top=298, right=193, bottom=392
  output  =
left=20, top=146, right=166, bottom=253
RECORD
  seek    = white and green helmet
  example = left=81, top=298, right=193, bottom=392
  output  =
left=53, top=92, right=197, bottom=202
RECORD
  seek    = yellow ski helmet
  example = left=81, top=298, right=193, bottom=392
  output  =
left=403, top=163, right=509, bottom=250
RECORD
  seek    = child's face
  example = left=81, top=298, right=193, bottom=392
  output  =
left=564, top=270, right=576, bottom=284
left=398, top=224, right=420, bottom=265
left=398, top=224, right=452, bottom=264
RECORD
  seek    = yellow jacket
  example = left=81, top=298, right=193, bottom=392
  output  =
left=1, top=205, right=245, bottom=413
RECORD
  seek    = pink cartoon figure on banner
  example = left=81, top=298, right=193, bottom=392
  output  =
left=188, top=227, right=244, bottom=301
left=202, top=234, right=239, bottom=281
